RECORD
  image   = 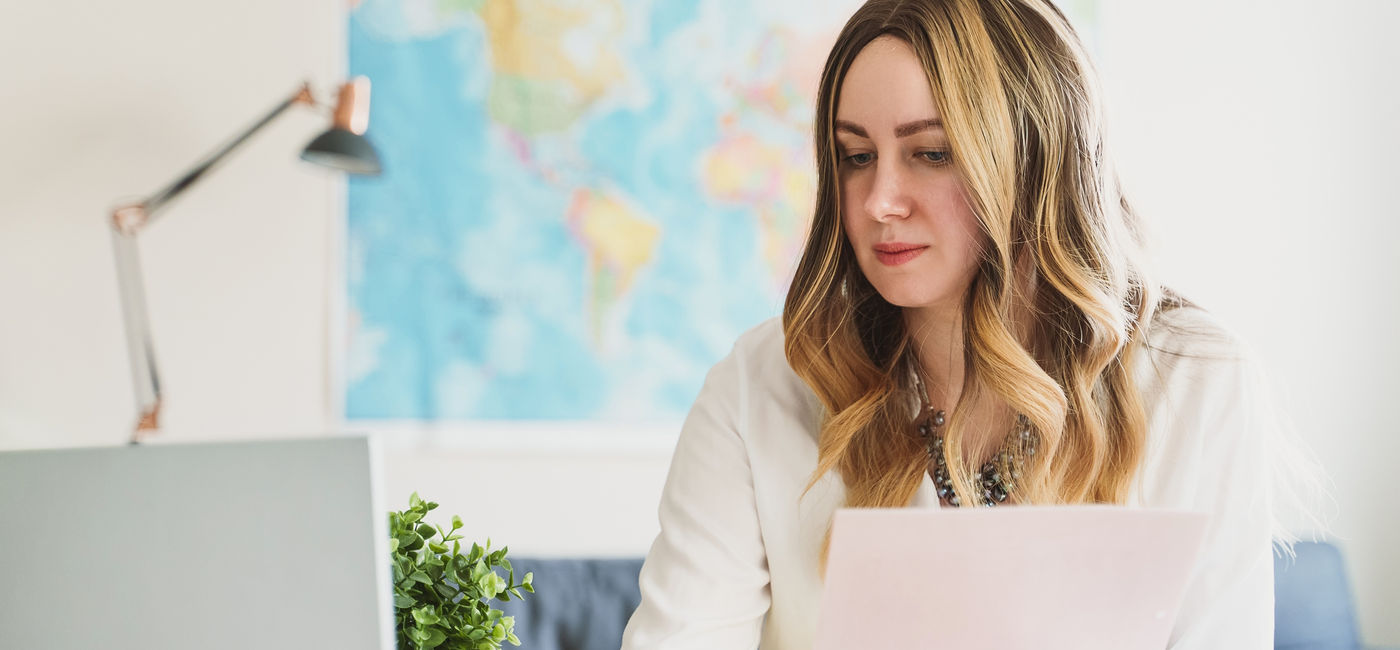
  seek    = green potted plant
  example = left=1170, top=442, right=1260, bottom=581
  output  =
left=389, top=493, right=535, bottom=650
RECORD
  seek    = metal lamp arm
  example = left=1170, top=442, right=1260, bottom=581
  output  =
left=111, top=82, right=318, bottom=442
left=115, top=83, right=317, bottom=232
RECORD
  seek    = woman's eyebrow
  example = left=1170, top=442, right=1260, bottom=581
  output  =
left=894, top=118, right=944, bottom=137
left=834, top=120, right=868, bottom=138
left=833, top=118, right=945, bottom=139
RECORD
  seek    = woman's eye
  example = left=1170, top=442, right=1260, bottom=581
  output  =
left=920, top=150, right=951, bottom=165
left=843, top=152, right=875, bottom=167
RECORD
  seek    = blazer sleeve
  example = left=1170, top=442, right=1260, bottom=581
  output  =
left=1166, top=351, right=1276, bottom=649
left=620, top=342, right=771, bottom=649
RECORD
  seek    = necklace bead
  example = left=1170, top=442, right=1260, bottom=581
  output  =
left=919, top=406, right=1026, bottom=507
left=911, top=362, right=1034, bottom=508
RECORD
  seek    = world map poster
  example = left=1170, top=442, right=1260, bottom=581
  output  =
left=344, top=0, right=1099, bottom=424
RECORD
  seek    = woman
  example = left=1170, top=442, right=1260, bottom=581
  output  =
left=622, top=0, right=1286, bottom=647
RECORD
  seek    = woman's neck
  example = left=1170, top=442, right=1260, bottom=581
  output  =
left=906, top=299, right=1013, bottom=468
left=905, top=302, right=965, bottom=410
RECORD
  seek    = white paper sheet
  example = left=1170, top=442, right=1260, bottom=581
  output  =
left=813, top=506, right=1209, bottom=650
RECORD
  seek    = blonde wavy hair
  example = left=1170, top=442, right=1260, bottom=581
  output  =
left=784, top=0, right=1171, bottom=533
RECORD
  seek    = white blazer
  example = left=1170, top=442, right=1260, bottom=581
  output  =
left=620, top=306, right=1275, bottom=649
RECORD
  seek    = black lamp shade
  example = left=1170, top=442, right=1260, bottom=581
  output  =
left=300, top=128, right=383, bottom=175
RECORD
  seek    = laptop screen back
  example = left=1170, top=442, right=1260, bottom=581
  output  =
left=0, top=435, right=393, bottom=650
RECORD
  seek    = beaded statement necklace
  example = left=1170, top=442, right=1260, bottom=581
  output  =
left=910, top=364, right=1039, bottom=507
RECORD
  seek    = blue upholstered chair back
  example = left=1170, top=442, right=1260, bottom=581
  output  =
left=500, top=557, right=644, bottom=650
left=504, top=541, right=1370, bottom=650
left=1274, top=540, right=1362, bottom=650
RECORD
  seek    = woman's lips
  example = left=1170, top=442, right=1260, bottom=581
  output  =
left=873, top=244, right=928, bottom=266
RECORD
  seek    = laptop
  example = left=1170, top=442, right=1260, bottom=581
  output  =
left=814, top=506, right=1210, bottom=650
left=0, top=435, right=395, bottom=650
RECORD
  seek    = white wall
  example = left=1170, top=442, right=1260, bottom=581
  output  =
left=1, top=0, right=1395, bottom=644
left=1098, top=0, right=1400, bottom=642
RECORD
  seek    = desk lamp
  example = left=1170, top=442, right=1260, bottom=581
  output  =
left=110, top=77, right=382, bottom=443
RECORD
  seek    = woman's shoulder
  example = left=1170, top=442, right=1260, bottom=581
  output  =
left=720, top=316, right=823, bottom=418
left=1133, top=300, right=1274, bottom=456
left=1132, top=300, right=1269, bottom=424
left=726, top=316, right=792, bottom=375
left=680, top=317, right=823, bottom=456
left=1141, top=300, right=1255, bottom=366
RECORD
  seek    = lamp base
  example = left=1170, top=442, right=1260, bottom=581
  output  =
left=130, top=400, right=161, bottom=444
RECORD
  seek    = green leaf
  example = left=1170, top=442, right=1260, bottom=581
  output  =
left=477, top=571, right=506, bottom=597
left=411, top=571, right=432, bottom=585
left=412, top=607, right=440, bottom=626
left=410, top=492, right=423, bottom=508
left=417, top=523, right=436, bottom=539
left=453, top=540, right=461, bottom=556
left=429, top=542, right=447, bottom=554
left=394, top=594, right=416, bottom=609
left=423, top=627, right=447, bottom=648
left=389, top=537, right=400, bottom=553
left=451, top=515, right=463, bottom=530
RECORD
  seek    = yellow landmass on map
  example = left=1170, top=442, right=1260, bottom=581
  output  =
left=567, top=188, right=660, bottom=346
left=701, top=131, right=813, bottom=290
left=478, top=0, right=625, bottom=134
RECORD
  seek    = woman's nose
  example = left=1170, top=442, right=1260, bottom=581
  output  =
left=863, top=159, right=912, bottom=222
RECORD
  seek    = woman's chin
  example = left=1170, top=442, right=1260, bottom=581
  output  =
left=868, top=280, right=963, bottom=311
left=873, top=289, right=950, bottom=310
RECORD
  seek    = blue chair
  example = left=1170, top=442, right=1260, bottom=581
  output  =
left=499, top=557, right=644, bottom=650
left=1273, top=540, right=1391, bottom=650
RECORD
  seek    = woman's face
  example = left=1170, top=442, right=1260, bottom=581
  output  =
left=836, top=35, right=984, bottom=312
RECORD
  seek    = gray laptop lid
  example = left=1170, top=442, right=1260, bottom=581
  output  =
left=0, top=435, right=393, bottom=650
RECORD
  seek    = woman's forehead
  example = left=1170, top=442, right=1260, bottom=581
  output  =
left=836, top=36, right=942, bottom=130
